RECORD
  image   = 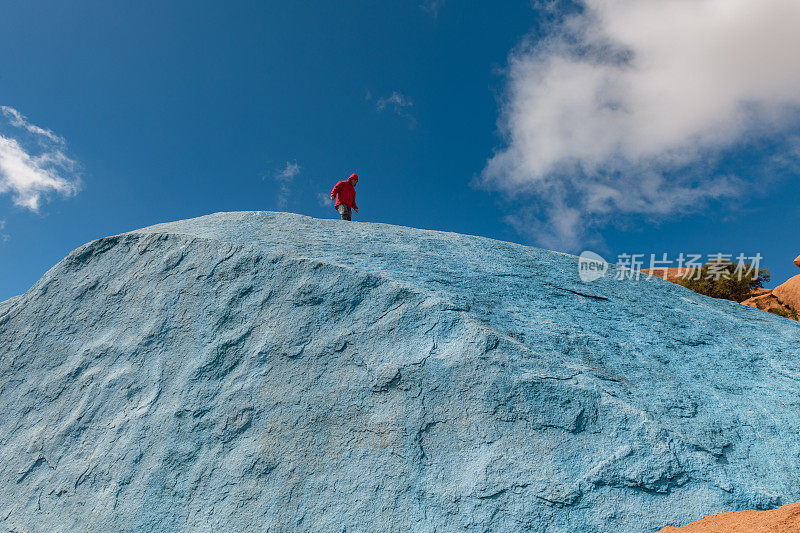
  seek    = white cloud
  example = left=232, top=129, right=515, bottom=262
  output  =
left=0, top=106, right=80, bottom=212
left=270, top=161, right=300, bottom=209
left=481, top=0, right=800, bottom=250
left=376, top=92, right=416, bottom=127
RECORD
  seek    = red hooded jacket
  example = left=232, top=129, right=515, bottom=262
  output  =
left=331, top=174, right=358, bottom=210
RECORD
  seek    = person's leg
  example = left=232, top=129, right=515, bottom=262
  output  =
left=337, top=205, right=351, bottom=221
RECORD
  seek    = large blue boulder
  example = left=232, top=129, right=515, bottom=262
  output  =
left=0, top=212, right=798, bottom=532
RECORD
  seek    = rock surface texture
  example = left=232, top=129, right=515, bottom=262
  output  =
left=1, top=212, right=799, bottom=532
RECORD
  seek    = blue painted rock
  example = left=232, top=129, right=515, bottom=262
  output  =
left=0, top=212, right=798, bottom=532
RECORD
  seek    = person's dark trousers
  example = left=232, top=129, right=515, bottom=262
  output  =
left=337, top=204, right=352, bottom=221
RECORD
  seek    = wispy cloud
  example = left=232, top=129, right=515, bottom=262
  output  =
left=481, top=0, right=800, bottom=250
left=375, top=92, right=416, bottom=128
left=0, top=106, right=80, bottom=212
left=276, top=161, right=300, bottom=182
left=269, top=161, right=300, bottom=209
left=420, top=0, right=447, bottom=17
left=376, top=92, right=413, bottom=113
left=317, top=191, right=332, bottom=208
left=1, top=106, right=64, bottom=144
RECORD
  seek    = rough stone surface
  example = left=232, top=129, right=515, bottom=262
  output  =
left=1, top=211, right=799, bottom=532
left=794, top=255, right=800, bottom=269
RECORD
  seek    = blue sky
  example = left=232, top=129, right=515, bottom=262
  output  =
left=1, top=0, right=799, bottom=300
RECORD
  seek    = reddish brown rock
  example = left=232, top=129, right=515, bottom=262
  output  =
left=748, top=288, right=774, bottom=298
left=642, top=260, right=800, bottom=321
left=657, top=501, right=800, bottom=532
left=773, top=274, right=800, bottom=312
left=794, top=255, right=800, bottom=269
left=740, top=288, right=799, bottom=320
left=640, top=267, right=699, bottom=284
left=741, top=291, right=784, bottom=312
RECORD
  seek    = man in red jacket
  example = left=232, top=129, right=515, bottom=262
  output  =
left=330, top=173, right=359, bottom=221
